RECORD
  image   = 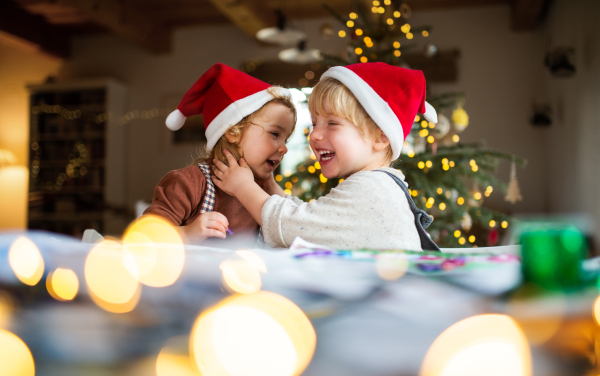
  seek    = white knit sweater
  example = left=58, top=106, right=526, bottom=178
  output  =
left=261, top=167, right=423, bottom=250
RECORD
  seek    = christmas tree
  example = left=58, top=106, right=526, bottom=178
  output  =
left=276, top=0, right=526, bottom=248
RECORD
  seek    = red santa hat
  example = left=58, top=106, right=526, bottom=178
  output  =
left=320, top=62, right=437, bottom=160
left=166, top=63, right=291, bottom=151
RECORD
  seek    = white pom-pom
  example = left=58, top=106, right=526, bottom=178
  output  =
left=166, top=109, right=186, bottom=131
left=422, top=101, right=438, bottom=124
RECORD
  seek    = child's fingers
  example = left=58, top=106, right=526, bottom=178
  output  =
left=206, top=211, right=229, bottom=228
left=222, top=150, right=239, bottom=167
left=239, top=158, right=248, bottom=168
left=213, top=159, right=227, bottom=171
left=203, top=228, right=226, bottom=239
left=212, top=166, right=223, bottom=178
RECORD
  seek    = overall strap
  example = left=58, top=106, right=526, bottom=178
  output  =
left=377, top=170, right=441, bottom=252
left=197, top=163, right=216, bottom=214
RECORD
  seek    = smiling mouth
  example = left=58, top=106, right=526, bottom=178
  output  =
left=266, top=159, right=279, bottom=169
left=318, top=150, right=335, bottom=162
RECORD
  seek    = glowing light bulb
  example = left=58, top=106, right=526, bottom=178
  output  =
left=439, top=203, right=446, bottom=210
left=419, top=129, right=429, bottom=137
left=408, top=151, right=415, bottom=158
left=285, top=182, right=292, bottom=189
left=190, top=292, right=316, bottom=376
left=355, top=47, right=363, bottom=54
left=350, top=12, right=358, bottom=19
left=394, top=50, right=401, bottom=57
left=123, top=215, right=184, bottom=287
left=469, top=235, right=475, bottom=243
left=454, top=230, right=461, bottom=238
left=308, top=166, right=316, bottom=173
left=346, top=20, right=354, bottom=27
left=360, top=56, right=368, bottom=63
left=338, top=30, right=346, bottom=37
left=393, top=41, right=401, bottom=48
left=453, top=135, right=460, bottom=143
left=275, top=175, right=283, bottom=181
left=418, top=162, right=425, bottom=169
left=85, top=240, right=141, bottom=313
left=387, top=18, right=394, bottom=25
left=502, top=221, right=508, bottom=228
left=489, top=220, right=496, bottom=228
left=437, top=188, right=443, bottom=194
left=426, top=160, right=433, bottom=168
left=420, top=314, right=531, bottom=376
left=422, top=30, right=429, bottom=37
left=0, top=329, right=35, bottom=376
left=394, top=11, right=401, bottom=17
left=427, top=135, right=435, bottom=143
left=457, top=197, right=464, bottom=205
left=458, top=237, right=466, bottom=245
left=8, top=237, right=44, bottom=286
left=47, top=268, right=79, bottom=301
left=320, top=174, right=328, bottom=183
left=356, top=29, right=363, bottom=36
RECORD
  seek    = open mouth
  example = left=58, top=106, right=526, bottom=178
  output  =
left=266, top=159, right=279, bottom=169
left=318, top=150, right=335, bottom=163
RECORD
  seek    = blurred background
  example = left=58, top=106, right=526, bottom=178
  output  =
left=0, top=0, right=598, bottom=247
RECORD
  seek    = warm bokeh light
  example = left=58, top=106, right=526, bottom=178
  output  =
left=0, top=292, right=14, bottom=329
left=156, top=335, right=201, bottom=376
left=0, top=165, right=28, bottom=229
left=123, top=215, right=185, bottom=287
left=47, top=268, right=79, bottom=301
left=0, top=329, right=35, bottom=376
left=191, top=291, right=316, bottom=376
left=508, top=287, right=565, bottom=345
left=8, top=236, right=44, bottom=286
left=220, top=250, right=266, bottom=294
left=420, top=314, right=531, bottom=376
left=376, top=255, right=409, bottom=281
left=593, top=296, right=600, bottom=326
left=85, top=240, right=141, bottom=313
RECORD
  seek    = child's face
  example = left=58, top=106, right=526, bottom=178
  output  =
left=238, top=102, right=295, bottom=180
left=310, top=105, right=385, bottom=179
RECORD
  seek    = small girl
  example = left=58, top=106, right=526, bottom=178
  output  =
left=212, top=62, right=440, bottom=251
left=144, top=63, right=296, bottom=245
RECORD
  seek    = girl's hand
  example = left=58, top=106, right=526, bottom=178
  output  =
left=179, top=211, right=229, bottom=243
left=212, top=150, right=254, bottom=197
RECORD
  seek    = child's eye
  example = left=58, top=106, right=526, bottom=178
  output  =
left=270, top=132, right=280, bottom=138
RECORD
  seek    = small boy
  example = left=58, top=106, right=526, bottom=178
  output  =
left=213, top=62, right=440, bottom=251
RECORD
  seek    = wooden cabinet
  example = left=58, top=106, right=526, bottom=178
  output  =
left=27, top=79, right=129, bottom=237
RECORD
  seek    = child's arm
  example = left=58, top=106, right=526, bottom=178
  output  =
left=144, top=167, right=229, bottom=243
left=211, top=151, right=270, bottom=225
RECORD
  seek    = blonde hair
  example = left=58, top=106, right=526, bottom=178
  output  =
left=194, top=87, right=297, bottom=166
left=308, top=77, right=393, bottom=163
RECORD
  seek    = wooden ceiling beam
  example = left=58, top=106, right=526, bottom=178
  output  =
left=55, top=0, right=170, bottom=53
left=206, top=0, right=275, bottom=40
left=0, top=0, right=70, bottom=58
left=511, top=0, right=551, bottom=30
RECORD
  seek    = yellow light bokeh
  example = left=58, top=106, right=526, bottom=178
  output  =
left=426, top=160, right=433, bottom=168
left=8, top=236, right=44, bottom=286
left=349, top=12, right=358, bottom=19
left=420, top=314, right=531, bottom=376
left=319, top=174, right=328, bottom=183
left=156, top=335, right=201, bottom=376
left=502, top=221, right=508, bottom=228
left=355, top=28, right=363, bottom=36
left=394, top=50, right=401, bottom=57
left=418, top=161, right=425, bottom=169
left=314, top=162, right=320, bottom=170
left=408, top=151, right=415, bottom=158
left=220, top=251, right=266, bottom=294
left=452, top=135, right=460, bottom=143
left=275, top=174, right=283, bottom=181
left=346, top=20, right=354, bottom=27
left=191, top=291, right=316, bottom=376
left=489, top=220, right=496, bottom=228
left=85, top=240, right=141, bottom=312
left=285, top=182, right=292, bottom=189
left=439, top=203, right=446, bottom=211
left=308, top=166, right=316, bottom=173
left=469, top=235, right=475, bottom=243
left=376, top=255, right=408, bottom=281
left=355, top=47, right=363, bottom=55
left=338, top=30, right=346, bottom=37
left=360, top=56, right=368, bottom=63
left=0, top=329, right=35, bottom=376
left=457, top=197, right=464, bottom=205
left=394, top=11, right=401, bottom=18
left=427, top=135, right=435, bottom=143
left=47, top=268, right=79, bottom=301
left=454, top=230, right=461, bottom=238
left=458, top=237, right=466, bottom=245
left=123, top=215, right=185, bottom=287
left=387, top=18, right=394, bottom=25
left=393, top=41, right=401, bottom=48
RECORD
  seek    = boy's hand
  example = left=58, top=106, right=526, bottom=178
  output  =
left=180, top=211, right=229, bottom=243
left=212, top=150, right=254, bottom=197
left=256, top=173, right=286, bottom=197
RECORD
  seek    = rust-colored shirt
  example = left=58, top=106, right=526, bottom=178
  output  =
left=144, top=165, right=259, bottom=242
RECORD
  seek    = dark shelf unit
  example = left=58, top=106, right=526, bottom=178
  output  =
left=27, top=79, right=128, bottom=238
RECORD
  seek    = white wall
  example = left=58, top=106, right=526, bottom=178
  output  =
left=57, top=5, right=550, bottom=219
left=542, top=0, right=600, bottom=236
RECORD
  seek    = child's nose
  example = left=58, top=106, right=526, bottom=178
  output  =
left=278, top=142, right=288, bottom=155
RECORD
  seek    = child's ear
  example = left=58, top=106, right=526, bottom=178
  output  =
left=373, top=129, right=390, bottom=151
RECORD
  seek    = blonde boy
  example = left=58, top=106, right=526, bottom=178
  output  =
left=213, top=63, right=440, bottom=251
